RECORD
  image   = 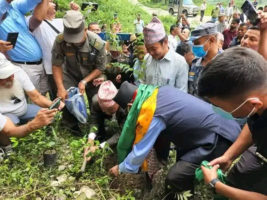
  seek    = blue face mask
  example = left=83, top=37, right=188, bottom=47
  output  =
left=192, top=38, right=210, bottom=58
left=192, top=45, right=207, bottom=58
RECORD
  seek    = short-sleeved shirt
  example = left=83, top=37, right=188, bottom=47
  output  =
left=0, top=0, right=42, bottom=62
left=52, top=30, right=106, bottom=81
left=144, top=50, right=189, bottom=92
left=27, top=17, right=64, bottom=74
left=0, top=113, right=7, bottom=131
left=0, top=68, right=35, bottom=116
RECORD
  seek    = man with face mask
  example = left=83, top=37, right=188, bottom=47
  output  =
left=198, top=47, right=267, bottom=196
left=188, top=23, right=220, bottom=97
left=52, top=10, right=106, bottom=135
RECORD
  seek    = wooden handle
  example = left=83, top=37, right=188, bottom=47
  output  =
left=80, top=159, right=88, bottom=172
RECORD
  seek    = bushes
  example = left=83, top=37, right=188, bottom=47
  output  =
left=55, top=0, right=176, bottom=33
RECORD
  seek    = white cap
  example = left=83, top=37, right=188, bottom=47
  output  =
left=0, top=53, right=20, bottom=79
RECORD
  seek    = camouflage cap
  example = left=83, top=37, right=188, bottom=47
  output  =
left=63, top=10, right=85, bottom=43
left=190, top=23, right=218, bottom=42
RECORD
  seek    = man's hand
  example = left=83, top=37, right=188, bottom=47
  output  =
left=201, top=164, right=220, bottom=184
left=78, top=81, right=86, bottom=95
left=209, top=155, right=232, bottom=172
left=0, top=40, right=12, bottom=53
left=258, top=11, right=267, bottom=30
left=83, top=145, right=98, bottom=161
left=29, top=109, right=57, bottom=130
left=70, top=1, right=80, bottom=11
left=109, top=165, right=119, bottom=176
left=93, top=77, right=105, bottom=87
left=57, top=88, right=68, bottom=101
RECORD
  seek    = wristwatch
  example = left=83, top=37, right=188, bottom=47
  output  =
left=209, top=178, right=220, bottom=188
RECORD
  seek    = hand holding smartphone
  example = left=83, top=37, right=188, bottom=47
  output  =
left=6, top=32, right=18, bottom=48
left=241, top=0, right=260, bottom=25
left=49, top=98, right=61, bottom=110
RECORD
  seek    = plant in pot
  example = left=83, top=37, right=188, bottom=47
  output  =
left=43, top=126, right=58, bottom=167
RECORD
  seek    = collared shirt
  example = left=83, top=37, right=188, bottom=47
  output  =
left=0, top=0, right=42, bottom=62
left=134, top=19, right=144, bottom=34
left=223, top=29, right=237, bottom=49
left=168, top=34, right=178, bottom=51
left=52, top=31, right=106, bottom=81
left=144, top=49, right=188, bottom=92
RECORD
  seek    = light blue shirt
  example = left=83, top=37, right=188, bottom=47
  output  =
left=0, top=0, right=42, bottom=62
left=119, top=117, right=166, bottom=173
left=144, top=49, right=189, bottom=93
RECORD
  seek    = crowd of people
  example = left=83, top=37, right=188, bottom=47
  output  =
left=0, top=0, right=267, bottom=199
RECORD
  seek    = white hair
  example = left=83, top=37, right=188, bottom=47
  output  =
left=0, top=78, right=25, bottom=104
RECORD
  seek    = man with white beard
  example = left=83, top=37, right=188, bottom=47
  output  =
left=0, top=53, right=63, bottom=155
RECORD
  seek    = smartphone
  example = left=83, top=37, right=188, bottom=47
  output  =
left=6, top=32, right=19, bottom=48
left=49, top=98, right=61, bottom=110
left=241, top=0, right=260, bottom=25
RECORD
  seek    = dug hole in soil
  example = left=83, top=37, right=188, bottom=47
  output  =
left=103, top=148, right=149, bottom=199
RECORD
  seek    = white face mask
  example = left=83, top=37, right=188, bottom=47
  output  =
left=230, top=98, right=259, bottom=118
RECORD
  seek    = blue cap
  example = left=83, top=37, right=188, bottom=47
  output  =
left=190, top=23, right=218, bottom=42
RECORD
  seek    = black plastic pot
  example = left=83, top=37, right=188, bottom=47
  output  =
left=43, top=149, right=57, bottom=167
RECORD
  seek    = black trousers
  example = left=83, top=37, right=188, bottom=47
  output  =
left=227, top=145, right=267, bottom=195
left=165, top=135, right=232, bottom=193
left=47, top=74, right=57, bottom=100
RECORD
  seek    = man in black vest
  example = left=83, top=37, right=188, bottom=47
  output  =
left=198, top=47, right=267, bottom=195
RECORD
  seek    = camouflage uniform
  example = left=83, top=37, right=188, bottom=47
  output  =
left=52, top=30, right=106, bottom=128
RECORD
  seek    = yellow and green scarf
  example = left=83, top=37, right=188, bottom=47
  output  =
left=117, top=84, right=158, bottom=170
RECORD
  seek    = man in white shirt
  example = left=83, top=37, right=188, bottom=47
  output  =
left=134, top=14, right=144, bottom=34
left=143, top=17, right=188, bottom=92
left=168, top=25, right=179, bottom=51
left=28, top=0, right=78, bottom=99
left=0, top=53, right=63, bottom=151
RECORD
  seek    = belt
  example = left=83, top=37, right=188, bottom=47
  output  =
left=12, top=59, right=42, bottom=65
